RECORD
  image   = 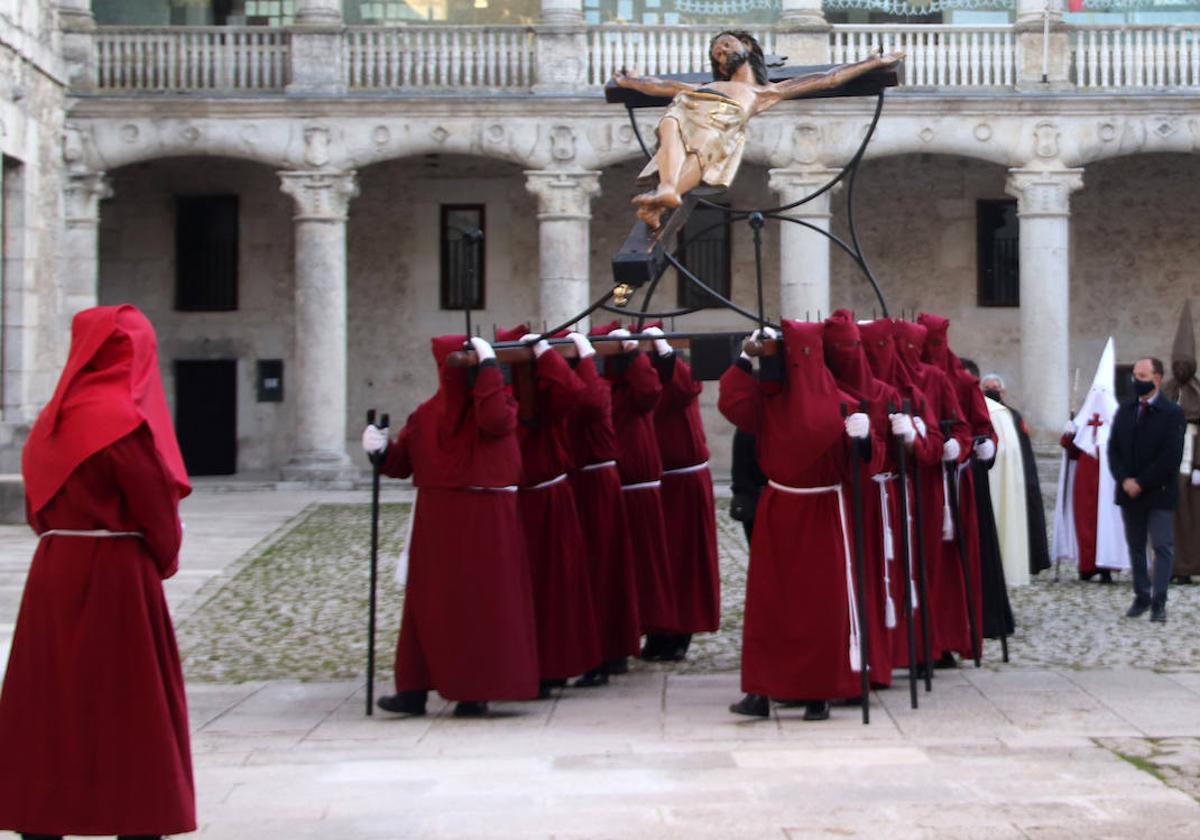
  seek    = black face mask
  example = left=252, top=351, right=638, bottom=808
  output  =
left=1133, top=378, right=1156, bottom=397
left=983, top=389, right=1002, bottom=402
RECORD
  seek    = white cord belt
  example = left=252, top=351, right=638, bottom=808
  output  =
left=941, top=466, right=955, bottom=542
left=621, top=479, right=662, bottom=492
left=467, top=485, right=519, bottom=493
left=766, top=479, right=862, bottom=673
left=39, top=529, right=144, bottom=540
left=662, top=460, right=709, bottom=477
left=525, top=473, right=568, bottom=491
left=872, top=473, right=898, bottom=629
left=581, top=460, right=617, bottom=472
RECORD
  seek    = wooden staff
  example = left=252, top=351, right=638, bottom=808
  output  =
left=365, top=408, right=388, bottom=716
left=842, top=401, right=872, bottom=725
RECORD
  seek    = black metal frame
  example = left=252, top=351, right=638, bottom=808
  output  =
left=545, top=90, right=892, bottom=340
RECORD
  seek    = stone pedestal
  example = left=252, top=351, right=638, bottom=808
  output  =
left=776, top=0, right=830, bottom=66
left=525, top=170, right=601, bottom=333
left=1006, top=167, right=1084, bottom=440
left=768, top=168, right=840, bottom=320
left=57, top=0, right=96, bottom=90
left=287, top=0, right=345, bottom=96
left=279, top=170, right=358, bottom=481
left=1015, top=0, right=1071, bottom=90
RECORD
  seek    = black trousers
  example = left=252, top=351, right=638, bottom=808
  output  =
left=1121, top=505, right=1175, bottom=609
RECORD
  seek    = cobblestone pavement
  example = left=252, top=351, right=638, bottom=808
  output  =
left=175, top=499, right=1200, bottom=683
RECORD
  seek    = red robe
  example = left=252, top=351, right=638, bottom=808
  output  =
left=1061, top=433, right=1100, bottom=573
left=592, top=322, right=678, bottom=635
left=383, top=339, right=539, bottom=701
left=894, top=320, right=975, bottom=661
left=719, top=320, right=871, bottom=701
left=566, top=357, right=642, bottom=662
left=860, top=318, right=945, bottom=670
left=824, top=311, right=897, bottom=687
left=0, top=426, right=194, bottom=836
left=504, top=341, right=601, bottom=680
left=652, top=353, right=720, bottom=634
left=920, top=313, right=996, bottom=659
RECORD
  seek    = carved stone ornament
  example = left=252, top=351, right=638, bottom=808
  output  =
left=1033, top=121, right=1060, bottom=159
left=304, top=126, right=331, bottom=168
left=550, top=126, right=576, bottom=162
left=1098, top=122, right=1118, bottom=143
left=974, top=122, right=993, bottom=142
left=920, top=127, right=935, bottom=144
left=790, top=124, right=821, bottom=165
left=63, top=173, right=113, bottom=223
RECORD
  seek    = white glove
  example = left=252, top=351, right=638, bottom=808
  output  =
left=468, top=336, right=495, bottom=363
left=1192, top=469, right=1200, bottom=487
left=889, top=413, right=916, bottom=445
left=974, top=438, right=996, bottom=461
left=1064, top=420, right=1077, bottom=435
left=942, top=438, right=961, bottom=462
left=362, top=424, right=388, bottom=454
left=642, top=325, right=672, bottom=357
left=609, top=328, right=638, bottom=354
left=567, top=331, right=595, bottom=359
left=740, top=326, right=778, bottom=363
left=845, top=412, right=870, bottom=440
left=913, top=416, right=927, bottom=438
left=520, top=332, right=551, bottom=359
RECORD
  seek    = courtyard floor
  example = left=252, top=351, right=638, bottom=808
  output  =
left=4, top=485, right=1200, bottom=837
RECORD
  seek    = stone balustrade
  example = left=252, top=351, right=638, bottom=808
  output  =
left=830, top=24, right=1017, bottom=88
left=1072, top=25, right=1200, bottom=89
left=84, top=21, right=1200, bottom=95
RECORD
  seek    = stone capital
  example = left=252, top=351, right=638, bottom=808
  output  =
left=767, top=167, right=842, bottom=213
left=524, top=170, right=601, bottom=221
left=1005, top=168, right=1085, bottom=218
left=779, top=0, right=828, bottom=29
left=1016, top=0, right=1063, bottom=30
left=279, top=171, right=358, bottom=221
left=63, top=172, right=112, bottom=224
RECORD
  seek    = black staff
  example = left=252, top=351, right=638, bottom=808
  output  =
left=940, top=419, right=981, bottom=669
left=842, top=401, right=872, bottom=725
left=890, top=400, right=919, bottom=710
left=909, top=401, right=934, bottom=693
left=365, top=409, right=389, bottom=716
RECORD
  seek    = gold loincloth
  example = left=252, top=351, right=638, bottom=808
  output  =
left=637, top=90, right=749, bottom=189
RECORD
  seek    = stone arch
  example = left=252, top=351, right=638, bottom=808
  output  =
left=1067, top=115, right=1200, bottom=168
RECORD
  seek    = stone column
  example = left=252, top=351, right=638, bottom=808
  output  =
left=768, top=168, right=840, bottom=320
left=1015, top=0, right=1070, bottom=89
left=287, top=0, right=345, bottom=96
left=279, top=171, right=358, bottom=481
left=1005, top=167, right=1084, bottom=440
left=525, top=170, right=601, bottom=332
left=56, top=0, right=96, bottom=90
left=61, top=172, right=111, bottom=317
left=534, top=0, right=588, bottom=92
left=776, top=0, right=830, bottom=65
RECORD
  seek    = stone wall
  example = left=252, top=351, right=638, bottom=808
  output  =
left=98, top=157, right=296, bottom=475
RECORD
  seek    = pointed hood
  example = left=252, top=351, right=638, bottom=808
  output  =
left=823, top=309, right=873, bottom=396
left=859, top=318, right=905, bottom=386
left=918, top=312, right=951, bottom=371
left=893, top=319, right=929, bottom=380
left=1164, top=301, right=1200, bottom=418
left=1173, top=301, right=1196, bottom=367
left=1070, top=337, right=1119, bottom=455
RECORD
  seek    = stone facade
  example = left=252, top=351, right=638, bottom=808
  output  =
left=6, top=3, right=1200, bottom=481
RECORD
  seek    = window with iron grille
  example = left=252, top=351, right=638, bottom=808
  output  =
left=175, top=195, right=238, bottom=312
left=440, top=205, right=485, bottom=311
left=977, top=198, right=1019, bottom=308
left=676, top=203, right=732, bottom=309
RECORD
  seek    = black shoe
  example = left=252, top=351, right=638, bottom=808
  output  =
left=376, top=691, right=427, bottom=716
left=1151, top=605, right=1168, bottom=623
left=729, top=693, right=769, bottom=718
left=659, top=639, right=689, bottom=663
left=1099, top=570, right=1114, bottom=584
left=1173, top=575, right=1194, bottom=585
left=453, top=701, right=488, bottom=717
left=574, top=667, right=609, bottom=688
left=605, top=656, right=629, bottom=675
left=934, top=652, right=959, bottom=670
left=803, top=701, right=831, bottom=721
left=640, top=636, right=663, bottom=661
left=1079, top=571, right=1097, bottom=581
left=1126, top=599, right=1151, bottom=619
left=537, top=680, right=558, bottom=700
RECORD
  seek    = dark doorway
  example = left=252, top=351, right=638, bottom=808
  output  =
left=175, top=359, right=237, bottom=476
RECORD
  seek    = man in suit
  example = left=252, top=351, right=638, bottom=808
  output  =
left=1108, top=357, right=1187, bottom=622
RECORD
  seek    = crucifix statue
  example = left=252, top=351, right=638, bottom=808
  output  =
left=612, top=31, right=904, bottom=230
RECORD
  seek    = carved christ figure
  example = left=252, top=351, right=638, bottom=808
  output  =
left=613, top=32, right=904, bottom=230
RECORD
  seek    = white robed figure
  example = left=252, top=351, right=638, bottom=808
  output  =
left=986, top=395, right=1030, bottom=586
left=1053, top=337, right=1129, bottom=573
